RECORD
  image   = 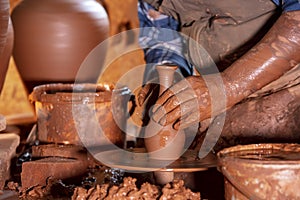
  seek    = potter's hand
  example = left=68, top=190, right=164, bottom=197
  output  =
left=152, top=11, right=300, bottom=130
left=151, top=76, right=212, bottom=130
left=137, top=83, right=159, bottom=107
left=137, top=81, right=161, bottom=125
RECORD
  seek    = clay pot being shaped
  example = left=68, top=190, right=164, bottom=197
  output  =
left=0, top=0, right=13, bottom=93
left=144, top=65, right=186, bottom=184
left=144, top=65, right=186, bottom=160
left=11, top=0, right=110, bottom=93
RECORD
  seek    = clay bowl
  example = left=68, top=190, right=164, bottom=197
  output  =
left=218, top=143, right=300, bottom=200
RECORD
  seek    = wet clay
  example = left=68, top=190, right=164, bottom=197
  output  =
left=223, top=11, right=300, bottom=109
left=72, top=177, right=200, bottom=200
left=144, top=65, right=185, bottom=158
left=144, top=65, right=186, bottom=185
left=30, top=83, right=131, bottom=148
left=218, top=143, right=300, bottom=200
left=211, top=84, right=300, bottom=151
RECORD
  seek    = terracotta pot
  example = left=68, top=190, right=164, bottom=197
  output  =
left=11, top=0, right=110, bottom=93
left=0, top=0, right=13, bottom=92
left=218, top=143, right=300, bottom=200
left=29, top=83, right=132, bottom=148
left=144, top=65, right=186, bottom=160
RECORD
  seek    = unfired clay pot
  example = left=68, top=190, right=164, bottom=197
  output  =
left=0, top=0, right=13, bottom=93
left=144, top=65, right=186, bottom=184
left=144, top=65, right=186, bottom=160
left=11, top=0, right=110, bottom=92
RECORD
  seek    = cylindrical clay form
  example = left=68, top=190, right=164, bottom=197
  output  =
left=144, top=65, right=186, bottom=185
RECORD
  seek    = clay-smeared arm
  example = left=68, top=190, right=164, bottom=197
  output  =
left=152, top=11, right=300, bottom=129
left=223, top=11, right=300, bottom=107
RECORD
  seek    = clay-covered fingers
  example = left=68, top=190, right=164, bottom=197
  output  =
left=137, top=83, right=159, bottom=106
left=152, top=78, right=194, bottom=112
left=152, top=88, right=198, bottom=126
left=173, top=110, right=200, bottom=130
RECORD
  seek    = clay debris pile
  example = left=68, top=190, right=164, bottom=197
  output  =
left=72, top=177, right=200, bottom=200
left=15, top=176, right=200, bottom=199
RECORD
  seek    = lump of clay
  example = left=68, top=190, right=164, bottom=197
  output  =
left=72, top=177, right=201, bottom=200
left=21, top=157, right=87, bottom=190
left=0, top=133, right=20, bottom=189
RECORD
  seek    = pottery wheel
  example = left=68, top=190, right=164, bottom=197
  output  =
left=94, top=148, right=217, bottom=172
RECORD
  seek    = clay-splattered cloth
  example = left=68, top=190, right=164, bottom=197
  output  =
left=140, top=0, right=300, bottom=70
left=142, top=0, right=281, bottom=71
left=139, top=0, right=300, bottom=92
left=138, top=1, right=194, bottom=84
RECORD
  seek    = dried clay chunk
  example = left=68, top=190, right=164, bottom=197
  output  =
left=0, top=133, right=20, bottom=189
left=21, top=157, right=87, bottom=189
left=32, top=144, right=88, bottom=160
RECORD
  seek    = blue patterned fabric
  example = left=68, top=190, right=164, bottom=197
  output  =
left=272, top=0, right=300, bottom=11
left=138, top=1, right=194, bottom=83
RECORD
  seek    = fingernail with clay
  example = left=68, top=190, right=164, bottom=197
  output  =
left=151, top=103, right=160, bottom=113
left=159, top=117, right=166, bottom=126
left=152, top=107, right=163, bottom=123
left=173, top=122, right=180, bottom=130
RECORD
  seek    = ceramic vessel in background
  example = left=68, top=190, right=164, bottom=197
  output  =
left=29, top=83, right=132, bottom=148
left=218, top=143, right=300, bottom=200
left=11, top=0, right=110, bottom=93
left=0, top=0, right=13, bottom=93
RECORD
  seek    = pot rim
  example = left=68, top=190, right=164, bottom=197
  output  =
left=217, top=143, right=300, bottom=166
left=29, top=83, right=131, bottom=103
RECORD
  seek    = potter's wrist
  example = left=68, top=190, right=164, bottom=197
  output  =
left=221, top=72, right=243, bottom=109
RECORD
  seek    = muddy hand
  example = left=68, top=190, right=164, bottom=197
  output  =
left=152, top=76, right=212, bottom=130
left=151, top=11, right=300, bottom=131
left=137, top=83, right=159, bottom=107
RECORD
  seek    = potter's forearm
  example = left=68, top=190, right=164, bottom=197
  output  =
left=223, top=11, right=300, bottom=108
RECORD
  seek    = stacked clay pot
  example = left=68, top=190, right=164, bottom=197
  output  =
left=11, top=0, right=110, bottom=93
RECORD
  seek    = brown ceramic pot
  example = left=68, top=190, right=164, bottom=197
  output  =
left=144, top=65, right=186, bottom=184
left=11, top=0, right=110, bottom=93
left=29, top=83, right=132, bottom=148
left=218, top=143, right=300, bottom=200
left=144, top=65, right=186, bottom=160
left=0, top=0, right=13, bottom=93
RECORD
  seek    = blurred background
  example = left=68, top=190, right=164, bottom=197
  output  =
left=1, top=0, right=145, bottom=126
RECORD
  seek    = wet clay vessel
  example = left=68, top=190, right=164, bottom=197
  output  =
left=218, top=143, right=300, bottom=200
left=0, top=0, right=13, bottom=92
left=11, top=0, right=109, bottom=93
left=30, top=83, right=132, bottom=148
left=144, top=65, right=186, bottom=184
